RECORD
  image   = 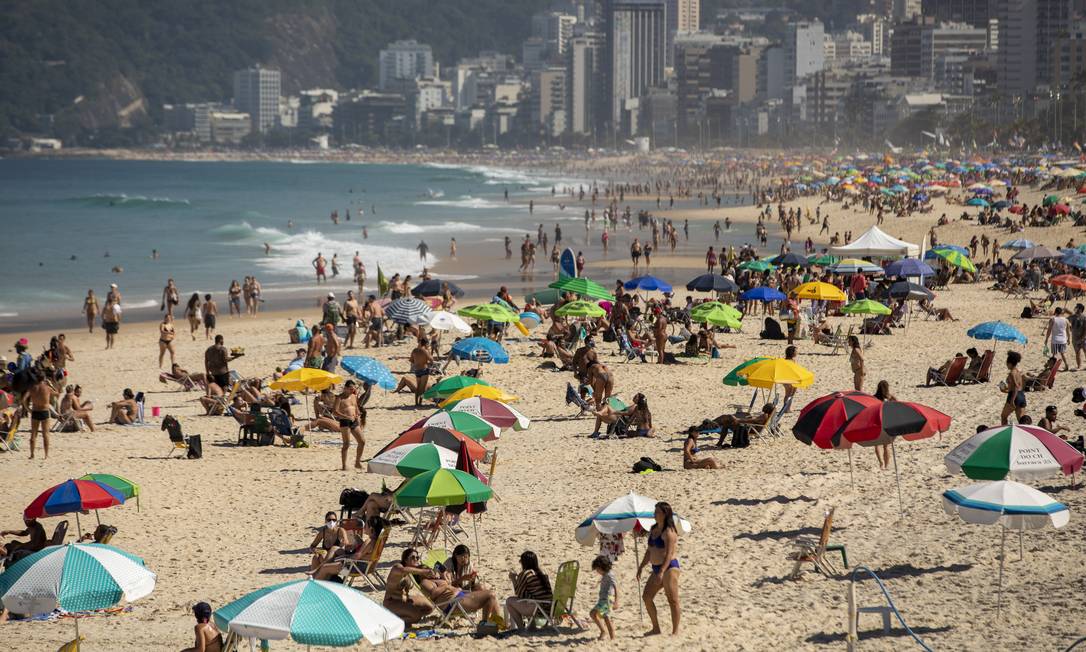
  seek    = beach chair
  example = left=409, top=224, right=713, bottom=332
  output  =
left=56, top=636, right=84, bottom=652
left=748, top=405, right=784, bottom=441
left=132, top=392, right=147, bottom=424
left=221, top=632, right=240, bottom=652
left=928, top=356, right=967, bottom=387
left=238, top=410, right=273, bottom=446
left=162, top=415, right=192, bottom=458
left=158, top=370, right=203, bottom=391
left=422, top=548, right=450, bottom=570
left=787, top=508, right=847, bottom=579
left=525, top=560, right=585, bottom=633
left=961, top=350, right=995, bottom=384
left=343, top=527, right=389, bottom=591
left=208, top=381, right=241, bottom=416
left=0, top=409, right=20, bottom=452
left=50, top=410, right=81, bottom=433
left=1026, top=359, right=1061, bottom=391
left=267, top=407, right=305, bottom=447
left=48, top=520, right=69, bottom=546
left=407, top=574, right=476, bottom=629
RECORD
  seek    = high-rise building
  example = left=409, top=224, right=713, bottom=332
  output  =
left=233, top=66, right=281, bottom=133
left=920, top=0, right=991, bottom=28
left=567, top=32, right=604, bottom=135
left=664, top=0, right=700, bottom=66
left=604, top=0, right=667, bottom=135
left=378, top=40, right=434, bottom=91
left=675, top=34, right=763, bottom=140
left=783, top=21, right=825, bottom=89
left=532, top=11, right=579, bottom=58
left=1051, top=21, right=1086, bottom=88
left=855, top=14, right=888, bottom=55
left=994, top=0, right=1073, bottom=95
left=531, top=67, right=568, bottom=136
left=891, top=18, right=988, bottom=79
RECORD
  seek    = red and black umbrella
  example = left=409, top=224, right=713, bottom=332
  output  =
left=839, top=401, right=952, bottom=446
left=793, top=391, right=882, bottom=449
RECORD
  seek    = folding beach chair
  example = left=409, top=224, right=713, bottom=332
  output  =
left=50, top=410, right=81, bottom=433
left=0, top=408, right=21, bottom=452
left=158, top=370, right=203, bottom=392
left=267, top=407, right=305, bottom=447
left=407, top=574, right=476, bottom=629
left=1026, top=359, right=1061, bottom=391
left=56, top=636, right=84, bottom=652
left=961, top=349, right=995, bottom=384
left=162, top=415, right=197, bottom=458
left=343, top=527, right=390, bottom=591
left=207, top=381, right=241, bottom=416
left=787, top=507, right=847, bottom=579
left=525, top=560, right=585, bottom=633
left=928, top=356, right=967, bottom=387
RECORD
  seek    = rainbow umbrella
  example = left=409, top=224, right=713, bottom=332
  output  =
left=25, top=479, right=125, bottom=533
left=374, top=426, right=486, bottom=462
left=440, top=384, right=518, bottom=406
left=78, top=474, right=140, bottom=512
left=367, top=443, right=458, bottom=477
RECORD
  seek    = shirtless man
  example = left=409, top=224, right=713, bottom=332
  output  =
left=313, top=252, right=328, bottom=283
left=333, top=380, right=365, bottom=470
left=306, top=326, right=326, bottom=369
left=343, top=291, right=360, bottom=348
left=653, top=308, right=669, bottom=364
left=202, top=294, right=218, bottom=340
left=59, top=385, right=95, bottom=432
left=363, top=295, right=384, bottom=348
left=26, top=374, right=57, bottom=459
left=321, top=323, right=341, bottom=372
left=393, top=337, right=435, bottom=406
left=181, top=602, right=223, bottom=652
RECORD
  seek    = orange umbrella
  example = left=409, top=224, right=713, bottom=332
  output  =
left=1051, top=275, right=1086, bottom=291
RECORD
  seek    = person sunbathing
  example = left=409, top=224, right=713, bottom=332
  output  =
left=305, top=388, right=341, bottom=432
left=683, top=431, right=720, bottom=469
left=311, top=516, right=384, bottom=580
left=1024, top=357, right=1058, bottom=387
left=590, top=393, right=654, bottom=438
left=108, top=389, right=137, bottom=425
left=59, top=385, right=94, bottom=432
left=181, top=602, right=223, bottom=652
left=307, top=511, right=351, bottom=572
left=385, top=547, right=503, bottom=627
left=919, top=300, right=957, bottom=321
left=198, top=381, right=227, bottom=415
left=709, top=403, right=775, bottom=448
left=443, top=544, right=489, bottom=592
left=926, top=354, right=965, bottom=386
left=160, top=363, right=206, bottom=389
left=963, top=348, right=983, bottom=378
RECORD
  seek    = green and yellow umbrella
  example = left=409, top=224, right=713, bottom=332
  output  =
left=554, top=300, right=606, bottom=318
left=691, top=306, right=742, bottom=330
left=841, top=299, right=891, bottom=316
left=723, top=357, right=770, bottom=386
left=548, top=277, right=615, bottom=301
left=690, top=301, right=742, bottom=321
left=457, top=304, right=519, bottom=323
left=737, top=358, right=815, bottom=389
left=933, top=248, right=977, bottom=273
left=421, top=375, right=491, bottom=400
left=394, top=468, right=493, bottom=507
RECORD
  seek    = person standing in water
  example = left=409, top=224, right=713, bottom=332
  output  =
left=313, top=253, right=327, bottom=283
left=417, top=241, right=429, bottom=262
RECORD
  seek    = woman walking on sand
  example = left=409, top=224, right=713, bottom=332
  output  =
left=184, top=293, right=202, bottom=341
left=82, top=290, right=99, bottom=333
left=158, top=314, right=177, bottom=368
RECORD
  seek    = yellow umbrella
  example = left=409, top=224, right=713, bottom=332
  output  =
left=269, top=368, right=344, bottom=392
left=792, top=281, right=847, bottom=302
left=439, top=384, right=518, bottom=407
left=737, top=358, right=815, bottom=389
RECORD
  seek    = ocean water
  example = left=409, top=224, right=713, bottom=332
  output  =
left=0, top=158, right=582, bottom=324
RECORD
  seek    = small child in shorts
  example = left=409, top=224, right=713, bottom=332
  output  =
left=590, top=555, right=618, bottom=640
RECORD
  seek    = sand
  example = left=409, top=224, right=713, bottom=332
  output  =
left=2, top=178, right=1085, bottom=651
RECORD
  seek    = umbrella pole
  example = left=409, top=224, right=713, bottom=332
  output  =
left=76, top=512, right=81, bottom=538
left=473, top=515, right=482, bottom=565
left=249, top=637, right=255, bottom=652
left=891, top=441, right=904, bottom=517
left=634, top=535, right=644, bottom=625
left=998, top=525, right=1006, bottom=616
left=847, top=448, right=855, bottom=490
left=95, top=509, right=101, bottom=527
left=1018, top=529, right=1023, bottom=562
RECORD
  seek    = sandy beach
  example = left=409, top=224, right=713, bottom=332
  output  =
left=3, top=161, right=1086, bottom=651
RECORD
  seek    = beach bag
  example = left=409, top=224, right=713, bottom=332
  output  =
left=340, top=488, right=368, bottom=512
left=632, top=456, right=662, bottom=473
left=1021, top=306, right=1033, bottom=319
left=186, top=435, right=203, bottom=459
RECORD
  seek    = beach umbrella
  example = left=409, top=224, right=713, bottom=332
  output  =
left=421, top=375, right=490, bottom=400
left=554, top=300, right=607, bottom=318
left=1012, top=246, right=1059, bottom=261
left=691, top=306, right=742, bottom=330
left=690, top=301, right=742, bottom=320
left=1043, top=194, right=1061, bottom=206
left=723, top=357, right=770, bottom=387
left=412, top=278, right=464, bottom=298
left=839, top=400, right=951, bottom=514
left=942, top=481, right=1069, bottom=613
left=443, top=397, right=530, bottom=430
left=269, top=368, right=343, bottom=393
left=1050, top=274, right=1086, bottom=291
left=367, top=442, right=458, bottom=477
left=425, top=311, right=471, bottom=334
left=737, top=358, right=815, bottom=389
left=25, top=479, right=125, bottom=533
left=841, top=299, right=891, bottom=316
left=889, top=281, right=935, bottom=301
left=932, top=248, right=977, bottom=272
left=770, top=252, right=809, bottom=267
left=1052, top=203, right=1072, bottom=215
left=449, top=337, right=509, bottom=364
left=385, top=297, right=433, bottom=325
left=77, top=474, right=140, bottom=512
left=548, top=277, right=615, bottom=301
left=1061, top=252, right=1086, bottom=270
left=686, top=273, right=739, bottom=293
left=457, top=304, right=518, bottom=323
left=395, top=468, right=493, bottom=507
left=408, top=410, right=499, bottom=441
left=214, top=578, right=403, bottom=647
left=518, top=312, right=542, bottom=330
left=737, top=260, right=776, bottom=273
left=1001, top=238, right=1035, bottom=250
left=624, top=275, right=673, bottom=292
left=0, top=543, right=156, bottom=625
left=992, top=200, right=1010, bottom=210
left=945, top=424, right=1084, bottom=482
left=439, top=384, right=517, bottom=406
left=575, top=492, right=692, bottom=545
left=340, top=356, right=396, bottom=391
left=967, top=197, right=990, bottom=207
left=793, top=391, right=882, bottom=449
left=375, top=426, right=486, bottom=461
left=808, top=254, right=839, bottom=266
left=792, top=281, right=847, bottom=302
left=739, top=287, right=787, bottom=302
left=884, top=259, right=934, bottom=277
left=923, top=245, right=969, bottom=260
left=967, top=321, right=1027, bottom=345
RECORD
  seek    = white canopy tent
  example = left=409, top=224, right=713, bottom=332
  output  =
left=829, top=225, right=920, bottom=258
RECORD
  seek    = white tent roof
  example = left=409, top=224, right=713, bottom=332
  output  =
left=829, top=225, right=919, bottom=257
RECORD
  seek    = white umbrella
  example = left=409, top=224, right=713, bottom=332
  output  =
left=943, top=480, right=1069, bottom=613
left=366, top=442, right=458, bottom=477
left=427, top=310, right=472, bottom=334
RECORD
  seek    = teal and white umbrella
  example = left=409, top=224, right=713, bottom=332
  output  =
left=214, top=578, right=404, bottom=647
left=0, top=543, right=156, bottom=616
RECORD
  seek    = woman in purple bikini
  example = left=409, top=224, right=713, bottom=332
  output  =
left=637, top=501, right=681, bottom=636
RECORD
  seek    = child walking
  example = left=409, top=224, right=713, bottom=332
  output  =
left=590, top=555, right=618, bottom=640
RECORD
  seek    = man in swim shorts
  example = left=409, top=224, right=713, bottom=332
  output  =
left=334, top=380, right=365, bottom=470
left=26, top=373, right=56, bottom=460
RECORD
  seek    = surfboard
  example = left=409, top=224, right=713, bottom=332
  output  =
left=559, top=247, right=577, bottom=280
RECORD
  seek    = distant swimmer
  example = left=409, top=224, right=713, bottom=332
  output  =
left=104, top=251, right=111, bottom=258
left=111, top=266, right=124, bottom=274
left=152, top=249, right=159, bottom=260
left=371, top=204, right=376, bottom=215
left=264, top=242, right=271, bottom=255
left=417, top=241, right=429, bottom=262
left=70, top=255, right=77, bottom=261
left=362, top=226, right=368, bottom=239
left=287, top=219, right=294, bottom=231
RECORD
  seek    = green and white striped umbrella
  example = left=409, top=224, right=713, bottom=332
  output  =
left=367, top=442, right=459, bottom=477
left=0, top=543, right=156, bottom=616
left=214, top=578, right=404, bottom=647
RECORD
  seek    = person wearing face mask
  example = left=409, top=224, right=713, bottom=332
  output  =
left=307, top=511, right=350, bottom=572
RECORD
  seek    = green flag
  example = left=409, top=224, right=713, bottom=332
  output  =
left=377, top=265, right=388, bottom=297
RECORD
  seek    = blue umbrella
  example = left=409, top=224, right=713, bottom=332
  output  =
left=1062, top=252, right=1086, bottom=269
left=912, top=193, right=929, bottom=202
left=412, top=279, right=464, bottom=298
left=770, top=252, right=809, bottom=267
left=1002, top=239, right=1036, bottom=250
left=740, top=287, right=787, bottom=302
left=686, top=273, right=739, bottom=293
left=885, top=258, right=935, bottom=277
left=967, top=197, right=990, bottom=207
left=973, top=187, right=994, bottom=196
left=993, top=200, right=1010, bottom=210
left=450, top=337, right=509, bottom=364
left=624, top=275, right=673, bottom=293
left=340, top=356, right=396, bottom=391
left=924, top=245, right=970, bottom=260
left=967, top=321, right=1028, bottom=345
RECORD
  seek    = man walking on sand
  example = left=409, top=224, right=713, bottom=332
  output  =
left=334, top=380, right=365, bottom=470
left=26, top=373, right=57, bottom=460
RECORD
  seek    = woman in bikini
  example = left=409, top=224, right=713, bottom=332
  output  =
left=682, top=430, right=720, bottom=469
left=307, top=511, right=350, bottom=572
left=1001, top=350, right=1026, bottom=425
left=637, top=502, right=681, bottom=636
left=848, top=335, right=865, bottom=392
left=82, top=289, right=99, bottom=333
left=590, top=392, right=654, bottom=438
left=183, top=293, right=202, bottom=341
left=158, top=314, right=177, bottom=368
